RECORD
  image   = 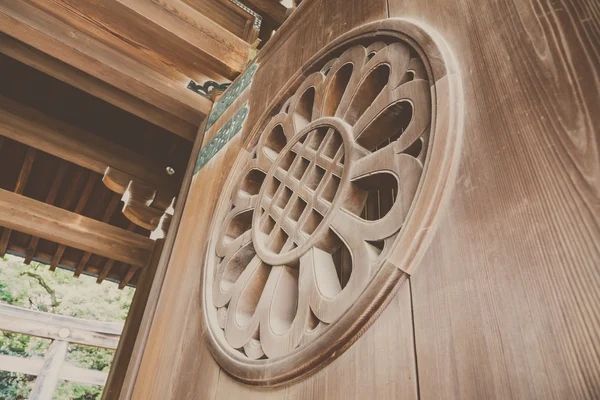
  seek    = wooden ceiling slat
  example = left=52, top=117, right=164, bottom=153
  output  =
left=0, top=96, right=179, bottom=193
left=49, top=168, right=85, bottom=271
left=0, top=147, right=36, bottom=257
left=8, top=242, right=123, bottom=284
left=0, top=189, right=154, bottom=267
left=119, top=265, right=139, bottom=289
left=55, top=172, right=97, bottom=275
left=97, top=260, right=116, bottom=285
left=0, top=34, right=197, bottom=141
left=24, top=161, right=69, bottom=264
left=74, top=253, right=92, bottom=278
left=0, top=0, right=212, bottom=125
left=74, top=192, right=122, bottom=278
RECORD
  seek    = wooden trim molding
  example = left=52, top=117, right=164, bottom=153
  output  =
left=200, top=18, right=464, bottom=386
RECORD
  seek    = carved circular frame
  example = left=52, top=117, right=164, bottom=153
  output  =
left=201, top=18, right=463, bottom=387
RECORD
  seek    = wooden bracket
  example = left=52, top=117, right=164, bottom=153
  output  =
left=103, top=167, right=176, bottom=237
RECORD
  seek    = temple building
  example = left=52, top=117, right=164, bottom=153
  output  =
left=0, top=0, right=599, bottom=398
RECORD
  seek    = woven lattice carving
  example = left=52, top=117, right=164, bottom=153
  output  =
left=209, top=39, right=431, bottom=360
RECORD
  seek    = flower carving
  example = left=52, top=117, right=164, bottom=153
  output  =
left=209, top=40, right=432, bottom=361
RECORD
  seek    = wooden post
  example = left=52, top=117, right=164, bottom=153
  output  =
left=102, top=240, right=165, bottom=399
left=29, top=339, right=69, bottom=400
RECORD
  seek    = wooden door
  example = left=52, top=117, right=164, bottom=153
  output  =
left=128, top=0, right=600, bottom=399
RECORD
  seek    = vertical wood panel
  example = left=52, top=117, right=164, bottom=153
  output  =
left=387, top=0, right=600, bottom=398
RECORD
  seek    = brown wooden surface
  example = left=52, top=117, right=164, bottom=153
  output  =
left=183, top=0, right=259, bottom=42
left=116, top=120, right=207, bottom=399
left=117, top=0, right=249, bottom=78
left=386, top=0, right=600, bottom=398
left=0, top=0, right=212, bottom=125
left=0, top=146, right=36, bottom=256
left=0, top=354, right=109, bottom=387
left=0, top=33, right=196, bottom=140
left=122, top=0, right=598, bottom=398
left=0, top=95, right=177, bottom=193
left=29, top=340, right=69, bottom=400
left=103, top=240, right=164, bottom=399
left=237, top=0, right=288, bottom=27
left=0, top=189, right=154, bottom=267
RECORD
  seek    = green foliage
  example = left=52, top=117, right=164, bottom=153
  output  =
left=0, top=371, right=34, bottom=399
left=66, top=345, right=114, bottom=372
left=0, top=255, right=134, bottom=400
left=53, top=382, right=103, bottom=400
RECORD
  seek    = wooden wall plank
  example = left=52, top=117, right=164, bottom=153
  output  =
left=0, top=0, right=212, bottom=125
left=0, top=189, right=155, bottom=267
left=211, top=281, right=418, bottom=400
left=0, top=33, right=197, bottom=140
left=385, top=0, right=600, bottom=399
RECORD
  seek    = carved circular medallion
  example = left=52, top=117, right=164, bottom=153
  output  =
left=252, top=119, right=353, bottom=266
left=203, top=19, right=463, bottom=386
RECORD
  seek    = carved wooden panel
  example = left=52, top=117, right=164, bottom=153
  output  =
left=202, top=20, right=463, bottom=386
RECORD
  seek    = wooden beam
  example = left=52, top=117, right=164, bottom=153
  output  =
left=0, top=0, right=212, bottom=124
left=0, top=354, right=109, bottom=386
left=54, top=172, right=97, bottom=273
left=50, top=168, right=86, bottom=271
left=0, top=96, right=178, bottom=193
left=29, top=340, right=68, bottom=400
left=0, top=303, right=122, bottom=348
left=0, top=147, right=36, bottom=257
left=237, top=0, right=288, bottom=27
left=75, top=192, right=122, bottom=277
left=97, top=260, right=117, bottom=285
left=119, top=266, right=140, bottom=289
left=0, top=189, right=154, bottom=267
left=25, top=161, right=69, bottom=264
left=103, top=240, right=164, bottom=398
left=118, top=0, right=249, bottom=78
left=0, top=303, right=123, bottom=336
left=115, top=117, right=207, bottom=399
left=0, top=33, right=196, bottom=140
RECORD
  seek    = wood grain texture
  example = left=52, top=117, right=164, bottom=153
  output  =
left=0, top=95, right=177, bottom=192
left=237, top=0, right=288, bottom=26
left=117, top=0, right=249, bottom=78
left=0, top=189, right=154, bottom=267
left=29, top=340, right=68, bottom=400
left=125, top=0, right=599, bottom=398
left=0, top=354, right=108, bottom=387
left=0, top=33, right=196, bottom=140
left=103, top=240, right=164, bottom=399
left=386, top=0, right=600, bottom=398
left=183, top=0, right=258, bottom=42
left=0, top=146, right=36, bottom=256
left=116, top=121, right=207, bottom=400
left=246, top=0, right=388, bottom=142
left=0, top=0, right=212, bottom=124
